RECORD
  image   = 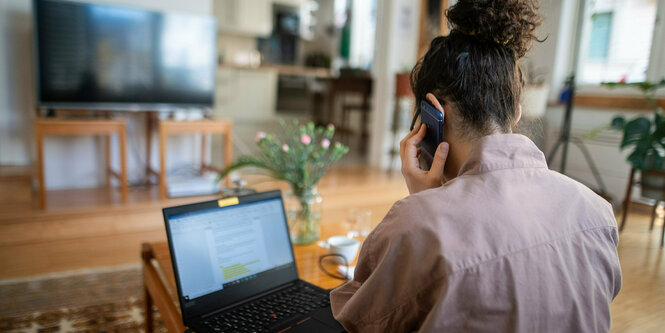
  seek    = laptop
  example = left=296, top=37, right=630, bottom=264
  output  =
left=163, top=190, right=346, bottom=333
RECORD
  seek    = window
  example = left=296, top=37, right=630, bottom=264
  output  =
left=587, top=12, right=613, bottom=60
left=578, top=0, right=659, bottom=84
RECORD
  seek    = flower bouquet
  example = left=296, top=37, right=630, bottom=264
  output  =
left=220, top=120, right=349, bottom=245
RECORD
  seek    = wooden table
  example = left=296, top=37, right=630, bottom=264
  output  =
left=34, top=118, right=128, bottom=209
left=141, top=222, right=356, bottom=332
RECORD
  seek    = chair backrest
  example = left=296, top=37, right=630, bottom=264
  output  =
left=330, top=76, right=373, bottom=95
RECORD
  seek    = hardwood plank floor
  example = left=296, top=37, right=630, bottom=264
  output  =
left=0, top=167, right=407, bottom=278
left=610, top=213, right=665, bottom=332
left=0, top=166, right=663, bottom=331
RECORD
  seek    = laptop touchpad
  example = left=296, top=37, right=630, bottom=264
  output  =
left=311, top=307, right=345, bottom=332
left=289, top=317, right=338, bottom=333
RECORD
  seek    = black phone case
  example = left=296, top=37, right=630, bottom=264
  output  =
left=419, top=101, right=444, bottom=169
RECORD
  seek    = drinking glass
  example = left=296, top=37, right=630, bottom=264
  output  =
left=347, top=208, right=372, bottom=238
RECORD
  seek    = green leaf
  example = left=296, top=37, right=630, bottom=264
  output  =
left=627, top=149, right=648, bottom=170
left=656, top=112, right=665, bottom=127
left=621, top=117, right=651, bottom=149
left=218, top=119, right=349, bottom=188
left=610, top=116, right=626, bottom=130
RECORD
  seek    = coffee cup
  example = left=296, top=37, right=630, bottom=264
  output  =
left=318, top=236, right=361, bottom=265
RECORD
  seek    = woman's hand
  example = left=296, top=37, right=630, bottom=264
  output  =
left=400, top=94, right=449, bottom=194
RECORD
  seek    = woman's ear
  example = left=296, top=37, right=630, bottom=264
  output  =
left=514, top=104, right=522, bottom=125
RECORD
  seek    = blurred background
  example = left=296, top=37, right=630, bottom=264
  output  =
left=0, top=0, right=664, bottom=331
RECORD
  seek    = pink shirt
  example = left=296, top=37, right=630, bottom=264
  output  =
left=330, top=134, right=622, bottom=332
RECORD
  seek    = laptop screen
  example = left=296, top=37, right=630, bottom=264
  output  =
left=165, top=193, right=297, bottom=313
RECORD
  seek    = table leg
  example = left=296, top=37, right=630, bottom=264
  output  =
left=201, top=133, right=207, bottom=175
left=119, top=129, right=128, bottom=203
left=141, top=243, right=155, bottom=333
left=224, top=127, right=233, bottom=187
left=105, top=135, right=111, bottom=188
left=620, top=168, right=635, bottom=232
left=146, top=113, right=155, bottom=184
left=159, top=126, right=168, bottom=200
left=144, top=286, right=154, bottom=333
left=650, top=201, right=660, bottom=231
left=36, top=127, right=46, bottom=210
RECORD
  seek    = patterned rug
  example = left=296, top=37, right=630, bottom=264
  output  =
left=0, top=265, right=166, bottom=332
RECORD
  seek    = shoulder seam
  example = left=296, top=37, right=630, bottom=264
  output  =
left=450, top=225, right=617, bottom=274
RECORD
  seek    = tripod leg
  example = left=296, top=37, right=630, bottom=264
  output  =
left=547, top=139, right=564, bottom=167
left=570, top=137, right=609, bottom=195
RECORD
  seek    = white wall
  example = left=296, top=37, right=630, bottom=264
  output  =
left=368, top=0, right=421, bottom=169
left=0, top=0, right=213, bottom=189
left=0, top=0, right=34, bottom=166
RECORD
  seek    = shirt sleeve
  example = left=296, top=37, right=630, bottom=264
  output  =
left=329, top=198, right=448, bottom=333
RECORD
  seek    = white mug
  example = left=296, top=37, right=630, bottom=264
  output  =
left=319, top=236, right=361, bottom=265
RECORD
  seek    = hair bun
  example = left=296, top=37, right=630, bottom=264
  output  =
left=446, top=0, right=543, bottom=58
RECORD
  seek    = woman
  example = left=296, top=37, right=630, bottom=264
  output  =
left=330, top=0, right=622, bottom=332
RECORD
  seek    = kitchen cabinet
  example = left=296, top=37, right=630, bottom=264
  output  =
left=214, top=0, right=272, bottom=37
left=215, top=68, right=278, bottom=121
left=273, top=0, right=305, bottom=6
left=273, top=0, right=316, bottom=40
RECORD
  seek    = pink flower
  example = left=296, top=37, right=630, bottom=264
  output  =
left=300, top=134, right=311, bottom=145
left=321, top=139, right=331, bottom=148
left=282, top=144, right=289, bottom=152
left=255, top=131, right=266, bottom=142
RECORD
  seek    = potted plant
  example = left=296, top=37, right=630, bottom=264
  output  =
left=604, top=79, right=665, bottom=199
left=219, top=120, right=349, bottom=245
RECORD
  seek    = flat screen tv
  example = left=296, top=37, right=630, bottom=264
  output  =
left=33, top=0, right=217, bottom=110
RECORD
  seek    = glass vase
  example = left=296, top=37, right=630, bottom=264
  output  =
left=284, top=185, right=322, bottom=245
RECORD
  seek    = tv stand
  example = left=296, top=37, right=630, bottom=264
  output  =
left=34, top=118, right=128, bottom=209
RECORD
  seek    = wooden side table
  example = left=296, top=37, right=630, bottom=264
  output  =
left=157, top=119, right=233, bottom=200
left=141, top=223, right=353, bottom=332
left=34, top=119, right=128, bottom=209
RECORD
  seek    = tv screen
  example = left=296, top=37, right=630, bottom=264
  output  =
left=34, top=0, right=217, bottom=110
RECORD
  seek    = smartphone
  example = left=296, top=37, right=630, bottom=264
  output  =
left=419, top=100, right=444, bottom=170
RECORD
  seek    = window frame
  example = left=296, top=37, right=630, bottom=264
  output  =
left=574, top=0, right=665, bottom=98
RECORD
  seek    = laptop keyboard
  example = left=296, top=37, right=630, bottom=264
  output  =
left=202, top=282, right=332, bottom=333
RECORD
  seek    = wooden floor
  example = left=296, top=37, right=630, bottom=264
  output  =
left=0, top=167, right=408, bottom=278
left=0, top=166, right=663, bottom=332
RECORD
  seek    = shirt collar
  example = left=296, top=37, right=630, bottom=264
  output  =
left=457, top=134, right=548, bottom=176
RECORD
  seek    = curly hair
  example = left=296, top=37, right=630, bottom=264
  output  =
left=411, top=0, right=544, bottom=137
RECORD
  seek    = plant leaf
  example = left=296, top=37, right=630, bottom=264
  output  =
left=610, top=116, right=626, bottom=130
left=621, top=117, right=651, bottom=149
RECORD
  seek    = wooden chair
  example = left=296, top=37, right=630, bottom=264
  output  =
left=156, top=119, right=233, bottom=200
left=327, top=74, right=373, bottom=153
left=620, top=168, right=665, bottom=247
left=34, top=118, right=128, bottom=209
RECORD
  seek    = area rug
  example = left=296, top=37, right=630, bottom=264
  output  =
left=0, top=264, right=166, bottom=332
